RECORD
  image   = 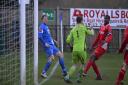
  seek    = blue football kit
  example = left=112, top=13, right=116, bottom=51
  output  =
left=38, top=23, right=59, bottom=57
left=39, top=23, right=67, bottom=76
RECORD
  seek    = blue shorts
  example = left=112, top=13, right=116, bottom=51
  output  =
left=44, top=45, right=60, bottom=58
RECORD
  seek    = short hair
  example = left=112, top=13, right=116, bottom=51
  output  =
left=104, top=15, right=110, bottom=20
left=76, top=16, right=83, bottom=23
left=41, top=14, right=47, bottom=20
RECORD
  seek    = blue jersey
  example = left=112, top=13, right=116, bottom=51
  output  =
left=38, top=23, right=54, bottom=46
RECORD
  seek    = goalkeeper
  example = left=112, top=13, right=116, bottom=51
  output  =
left=65, top=16, right=94, bottom=83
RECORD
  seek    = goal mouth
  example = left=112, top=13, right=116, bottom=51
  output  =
left=0, top=0, right=35, bottom=85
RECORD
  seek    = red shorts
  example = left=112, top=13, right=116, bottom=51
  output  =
left=92, top=46, right=106, bottom=59
left=124, top=51, right=128, bottom=65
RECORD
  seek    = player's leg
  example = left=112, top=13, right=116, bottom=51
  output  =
left=54, top=46, right=68, bottom=76
left=115, top=51, right=128, bottom=85
left=77, top=52, right=86, bottom=83
left=115, top=63, right=128, bottom=85
left=79, top=51, right=88, bottom=73
left=64, top=51, right=79, bottom=83
left=83, top=46, right=105, bottom=77
left=54, top=46, right=72, bottom=83
left=92, top=62, right=102, bottom=80
left=41, top=46, right=54, bottom=78
left=68, top=51, right=78, bottom=76
left=91, top=46, right=105, bottom=80
left=83, top=54, right=96, bottom=76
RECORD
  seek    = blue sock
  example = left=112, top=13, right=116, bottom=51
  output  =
left=42, top=61, right=52, bottom=74
left=59, top=57, right=67, bottom=75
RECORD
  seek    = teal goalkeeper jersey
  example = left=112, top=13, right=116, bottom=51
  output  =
left=66, top=24, right=94, bottom=51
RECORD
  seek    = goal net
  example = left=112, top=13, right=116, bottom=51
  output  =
left=0, top=0, right=35, bottom=85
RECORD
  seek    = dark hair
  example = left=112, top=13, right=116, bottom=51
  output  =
left=104, top=15, right=110, bottom=20
left=76, top=16, right=83, bottom=23
left=41, top=15, right=47, bottom=20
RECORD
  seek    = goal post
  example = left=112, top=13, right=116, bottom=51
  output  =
left=0, top=0, right=38, bottom=85
left=20, top=0, right=26, bottom=85
left=34, top=0, right=38, bottom=85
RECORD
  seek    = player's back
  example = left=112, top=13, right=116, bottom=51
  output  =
left=71, top=24, right=89, bottom=51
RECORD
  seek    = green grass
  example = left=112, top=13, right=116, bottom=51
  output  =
left=38, top=52, right=128, bottom=85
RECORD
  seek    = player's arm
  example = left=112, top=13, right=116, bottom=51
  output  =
left=119, top=29, right=128, bottom=53
left=105, top=25, right=112, bottom=44
left=85, top=26, right=94, bottom=35
left=66, top=30, right=73, bottom=44
left=101, top=25, right=112, bottom=50
left=53, top=39, right=59, bottom=47
left=38, top=26, right=50, bottom=47
left=38, top=27, right=43, bottom=33
left=66, top=29, right=73, bottom=51
left=92, top=33, right=100, bottom=48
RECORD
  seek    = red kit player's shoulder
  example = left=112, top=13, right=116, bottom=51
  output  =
left=106, top=24, right=112, bottom=29
left=124, top=26, right=128, bottom=36
left=123, top=26, right=128, bottom=41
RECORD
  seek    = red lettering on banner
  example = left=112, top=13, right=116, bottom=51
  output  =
left=95, top=10, right=100, bottom=18
left=90, top=10, right=94, bottom=18
left=84, top=10, right=88, bottom=17
left=73, top=9, right=83, bottom=16
left=121, top=11, right=125, bottom=18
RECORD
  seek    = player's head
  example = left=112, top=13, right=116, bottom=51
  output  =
left=41, top=14, right=48, bottom=24
left=76, top=16, right=83, bottom=24
left=104, top=15, right=110, bottom=25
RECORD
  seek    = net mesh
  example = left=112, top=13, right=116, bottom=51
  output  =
left=0, top=0, right=34, bottom=85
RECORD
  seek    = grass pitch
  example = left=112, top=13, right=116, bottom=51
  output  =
left=38, top=52, right=128, bottom=85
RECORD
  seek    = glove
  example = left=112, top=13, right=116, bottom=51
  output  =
left=45, top=43, right=50, bottom=48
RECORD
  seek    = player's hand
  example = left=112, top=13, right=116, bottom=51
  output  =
left=88, top=23, right=94, bottom=29
left=51, top=56, right=55, bottom=60
left=54, top=40, right=59, bottom=47
left=101, top=42, right=108, bottom=50
left=45, top=43, right=50, bottom=48
left=49, top=56, right=55, bottom=61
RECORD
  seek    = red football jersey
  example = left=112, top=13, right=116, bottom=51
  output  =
left=92, top=24, right=112, bottom=48
left=119, top=26, right=128, bottom=52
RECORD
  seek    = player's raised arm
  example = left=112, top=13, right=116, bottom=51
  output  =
left=85, top=25, right=94, bottom=35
